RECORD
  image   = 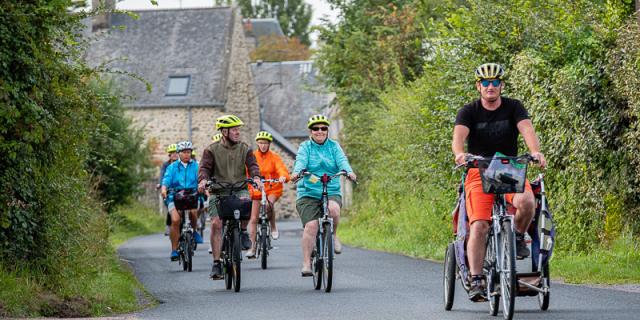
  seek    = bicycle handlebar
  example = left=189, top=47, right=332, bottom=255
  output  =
left=292, top=170, right=356, bottom=184
left=261, top=178, right=282, bottom=184
left=455, top=154, right=538, bottom=170
left=206, top=178, right=258, bottom=191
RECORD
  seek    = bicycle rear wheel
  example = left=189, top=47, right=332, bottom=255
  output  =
left=500, top=220, right=517, bottom=320
left=443, top=242, right=456, bottom=311
left=322, top=224, right=333, bottom=293
left=538, top=261, right=550, bottom=310
left=232, top=227, right=242, bottom=292
left=312, top=235, right=322, bottom=290
left=260, top=224, right=268, bottom=270
left=179, top=235, right=188, bottom=271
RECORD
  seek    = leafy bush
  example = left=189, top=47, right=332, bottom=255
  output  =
left=319, top=0, right=640, bottom=255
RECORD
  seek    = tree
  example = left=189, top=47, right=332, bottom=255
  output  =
left=238, top=0, right=313, bottom=45
left=250, top=34, right=311, bottom=61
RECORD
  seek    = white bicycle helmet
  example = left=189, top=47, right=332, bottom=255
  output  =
left=176, top=140, right=194, bottom=152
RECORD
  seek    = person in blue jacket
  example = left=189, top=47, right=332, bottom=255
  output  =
left=161, top=140, right=203, bottom=261
left=290, top=114, right=357, bottom=277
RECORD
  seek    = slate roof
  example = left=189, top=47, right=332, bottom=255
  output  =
left=252, top=61, right=334, bottom=138
left=85, top=7, right=234, bottom=107
left=245, top=18, right=284, bottom=45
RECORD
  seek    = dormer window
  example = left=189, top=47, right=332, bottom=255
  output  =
left=166, top=76, right=191, bottom=96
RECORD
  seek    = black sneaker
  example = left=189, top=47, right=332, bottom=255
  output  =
left=209, top=261, right=223, bottom=280
left=516, top=232, right=530, bottom=259
left=241, top=230, right=252, bottom=250
left=468, top=278, right=487, bottom=302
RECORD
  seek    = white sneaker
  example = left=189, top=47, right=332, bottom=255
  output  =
left=245, top=249, right=256, bottom=259
left=271, top=228, right=279, bottom=240
left=208, top=246, right=212, bottom=254
left=334, top=236, right=342, bottom=254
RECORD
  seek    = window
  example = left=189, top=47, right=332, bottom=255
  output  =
left=166, top=76, right=191, bottom=96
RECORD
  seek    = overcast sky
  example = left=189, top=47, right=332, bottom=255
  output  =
left=115, top=0, right=340, bottom=46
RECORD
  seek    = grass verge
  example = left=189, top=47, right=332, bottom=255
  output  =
left=340, top=198, right=640, bottom=284
left=0, top=201, right=163, bottom=317
left=109, top=201, right=166, bottom=247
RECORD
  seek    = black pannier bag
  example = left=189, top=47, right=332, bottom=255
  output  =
left=217, top=195, right=252, bottom=220
left=174, top=189, right=199, bottom=210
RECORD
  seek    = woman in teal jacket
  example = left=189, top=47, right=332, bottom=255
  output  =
left=291, top=114, right=357, bottom=277
left=160, top=140, right=203, bottom=261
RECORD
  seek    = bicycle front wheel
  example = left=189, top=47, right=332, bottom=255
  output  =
left=485, top=233, right=499, bottom=316
left=223, top=232, right=232, bottom=290
left=260, top=224, right=269, bottom=270
left=198, top=211, right=206, bottom=237
left=185, top=232, right=193, bottom=272
left=232, top=227, right=242, bottom=292
left=322, top=224, right=333, bottom=293
left=500, top=220, right=517, bottom=320
left=312, top=235, right=322, bottom=290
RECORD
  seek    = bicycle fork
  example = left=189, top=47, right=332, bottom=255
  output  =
left=491, top=205, right=514, bottom=277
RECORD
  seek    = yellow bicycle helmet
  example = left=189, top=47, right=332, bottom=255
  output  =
left=211, top=133, right=222, bottom=142
left=255, top=131, right=273, bottom=142
left=166, top=143, right=177, bottom=154
left=307, top=114, right=330, bottom=129
left=474, top=63, right=505, bottom=80
left=216, top=115, right=244, bottom=130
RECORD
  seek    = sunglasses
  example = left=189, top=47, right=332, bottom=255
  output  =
left=310, top=126, right=329, bottom=132
left=480, top=79, right=501, bottom=87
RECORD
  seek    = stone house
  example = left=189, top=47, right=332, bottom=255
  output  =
left=86, top=6, right=343, bottom=216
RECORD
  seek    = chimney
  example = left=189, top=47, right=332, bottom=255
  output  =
left=92, top=0, right=115, bottom=32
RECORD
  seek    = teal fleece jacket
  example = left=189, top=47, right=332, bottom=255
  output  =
left=293, top=138, right=353, bottom=200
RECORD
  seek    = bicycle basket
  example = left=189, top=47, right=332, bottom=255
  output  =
left=174, top=189, right=199, bottom=210
left=478, top=155, right=528, bottom=194
left=217, top=195, right=252, bottom=220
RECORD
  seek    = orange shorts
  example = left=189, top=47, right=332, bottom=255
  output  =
left=464, top=168, right=532, bottom=224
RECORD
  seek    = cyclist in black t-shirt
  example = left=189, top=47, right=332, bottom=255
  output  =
left=452, top=63, right=547, bottom=302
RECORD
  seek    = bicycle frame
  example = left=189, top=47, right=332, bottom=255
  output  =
left=488, top=194, right=513, bottom=279
left=256, top=179, right=281, bottom=258
left=317, top=174, right=335, bottom=255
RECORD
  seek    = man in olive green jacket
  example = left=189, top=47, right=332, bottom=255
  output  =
left=198, top=115, right=261, bottom=280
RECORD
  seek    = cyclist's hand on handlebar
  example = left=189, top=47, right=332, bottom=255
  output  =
left=278, top=176, right=287, bottom=183
left=197, top=180, right=207, bottom=193
left=253, top=176, right=263, bottom=189
left=454, top=153, right=467, bottom=166
left=161, top=186, right=167, bottom=199
left=347, top=172, right=357, bottom=182
left=531, top=152, right=547, bottom=169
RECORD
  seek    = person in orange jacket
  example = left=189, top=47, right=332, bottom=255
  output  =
left=246, top=131, right=290, bottom=258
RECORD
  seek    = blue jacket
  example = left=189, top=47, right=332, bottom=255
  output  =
left=293, top=138, right=353, bottom=200
left=162, top=159, right=199, bottom=191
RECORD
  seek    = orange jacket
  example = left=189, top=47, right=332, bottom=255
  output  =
left=249, top=149, right=290, bottom=198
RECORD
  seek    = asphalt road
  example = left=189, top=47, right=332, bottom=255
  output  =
left=118, top=220, right=640, bottom=320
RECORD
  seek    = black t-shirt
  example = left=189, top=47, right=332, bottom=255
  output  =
left=455, top=97, right=529, bottom=156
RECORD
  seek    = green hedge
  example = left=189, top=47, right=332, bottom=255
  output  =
left=0, top=1, right=152, bottom=316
